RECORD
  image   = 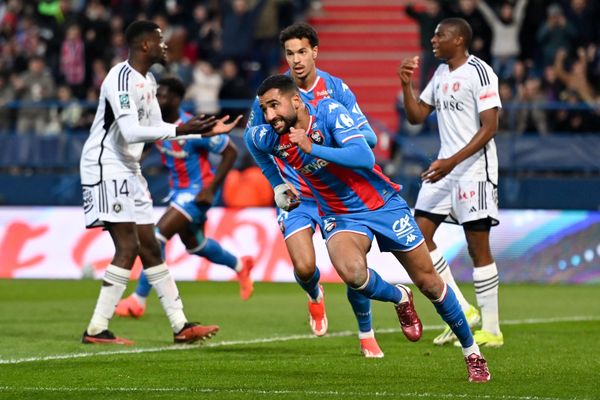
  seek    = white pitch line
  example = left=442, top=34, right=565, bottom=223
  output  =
left=0, top=386, right=572, bottom=400
left=0, top=315, right=598, bottom=365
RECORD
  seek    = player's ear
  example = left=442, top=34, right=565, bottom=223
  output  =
left=312, top=46, right=318, bottom=60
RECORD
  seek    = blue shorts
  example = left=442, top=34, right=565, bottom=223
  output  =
left=168, top=188, right=210, bottom=225
left=276, top=200, right=324, bottom=240
left=321, top=194, right=424, bottom=252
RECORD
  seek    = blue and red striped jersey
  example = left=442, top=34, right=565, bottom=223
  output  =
left=246, top=69, right=372, bottom=202
left=247, top=98, right=399, bottom=215
left=154, top=111, right=230, bottom=190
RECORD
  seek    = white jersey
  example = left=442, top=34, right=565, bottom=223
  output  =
left=80, top=61, right=176, bottom=185
left=420, top=55, right=502, bottom=183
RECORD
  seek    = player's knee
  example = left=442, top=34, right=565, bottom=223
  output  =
left=336, top=260, right=368, bottom=288
left=413, top=271, right=443, bottom=300
left=293, top=262, right=316, bottom=281
left=114, top=239, right=140, bottom=265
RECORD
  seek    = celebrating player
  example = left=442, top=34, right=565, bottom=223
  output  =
left=115, top=77, right=252, bottom=318
left=80, top=20, right=237, bottom=345
left=398, top=18, right=503, bottom=347
left=246, top=74, right=491, bottom=382
left=244, top=23, right=383, bottom=358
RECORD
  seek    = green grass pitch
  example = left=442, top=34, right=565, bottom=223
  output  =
left=0, top=280, right=598, bottom=400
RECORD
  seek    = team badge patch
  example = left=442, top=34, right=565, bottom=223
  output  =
left=113, top=202, right=123, bottom=213
left=119, top=94, right=130, bottom=109
left=323, top=217, right=336, bottom=232
left=310, top=130, right=324, bottom=144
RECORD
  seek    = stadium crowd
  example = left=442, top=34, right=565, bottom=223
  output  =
left=1, top=0, right=599, bottom=137
left=402, top=0, right=600, bottom=135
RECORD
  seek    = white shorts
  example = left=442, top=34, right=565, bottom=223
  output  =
left=414, top=178, right=499, bottom=226
left=82, top=174, right=154, bottom=228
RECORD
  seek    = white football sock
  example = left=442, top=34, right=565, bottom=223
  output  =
left=87, top=264, right=130, bottom=335
left=145, top=263, right=187, bottom=333
left=473, top=262, right=500, bottom=335
left=430, top=248, right=470, bottom=310
left=358, top=329, right=375, bottom=339
left=462, top=342, right=481, bottom=357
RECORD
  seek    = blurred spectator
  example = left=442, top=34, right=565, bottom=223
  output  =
left=405, top=0, right=444, bottom=90
left=514, top=76, right=548, bottom=135
left=497, top=81, right=515, bottom=133
left=448, top=0, right=492, bottom=61
left=251, top=0, right=286, bottom=88
left=81, top=0, right=112, bottom=74
left=553, top=47, right=595, bottom=105
left=90, top=58, right=107, bottom=91
left=551, top=89, right=590, bottom=133
left=541, top=64, right=562, bottom=102
left=218, top=59, right=253, bottom=119
left=59, top=24, right=86, bottom=98
left=564, top=0, right=597, bottom=49
left=219, top=0, right=267, bottom=69
left=55, top=84, right=84, bottom=134
left=0, top=72, right=16, bottom=133
left=536, top=4, right=576, bottom=70
left=477, top=0, right=528, bottom=80
left=186, top=60, right=222, bottom=115
left=13, top=56, right=56, bottom=135
left=185, top=3, right=221, bottom=66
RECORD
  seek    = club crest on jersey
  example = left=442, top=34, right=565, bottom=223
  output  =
left=119, top=94, right=130, bottom=109
left=112, top=201, right=123, bottom=213
left=323, top=217, right=336, bottom=232
left=310, top=130, right=324, bottom=144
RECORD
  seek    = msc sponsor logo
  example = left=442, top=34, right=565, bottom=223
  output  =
left=392, top=215, right=418, bottom=245
left=435, top=95, right=465, bottom=112
left=298, top=158, right=329, bottom=175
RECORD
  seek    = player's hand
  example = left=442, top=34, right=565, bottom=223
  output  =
left=209, top=115, right=244, bottom=135
left=397, top=56, right=419, bottom=86
left=274, top=183, right=300, bottom=211
left=195, top=188, right=215, bottom=206
left=176, top=115, right=217, bottom=136
left=421, top=158, right=457, bottom=183
left=289, top=127, right=312, bottom=153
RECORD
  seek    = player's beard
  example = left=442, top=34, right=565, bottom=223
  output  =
left=272, top=113, right=297, bottom=135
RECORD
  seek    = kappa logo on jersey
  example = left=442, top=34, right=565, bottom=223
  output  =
left=323, top=217, right=336, bottom=232
left=392, top=215, right=417, bottom=244
left=341, top=82, right=350, bottom=92
left=119, top=94, right=130, bottom=109
left=335, top=113, right=354, bottom=129
left=310, top=130, right=324, bottom=144
left=258, top=126, right=267, bottom=140
left=299, top=158, right=329, bottom=175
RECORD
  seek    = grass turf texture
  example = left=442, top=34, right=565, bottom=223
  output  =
left=0, top=280, right=598, bottom=400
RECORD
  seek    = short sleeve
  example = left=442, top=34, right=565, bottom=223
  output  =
left=475, top=68, right=502, bottom=112
left=104, top=67, right=137, bottom=119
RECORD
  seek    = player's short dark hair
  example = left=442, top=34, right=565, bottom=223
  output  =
left=124, top=20, right=160, bottom=47
left=257, top=74, right=297, bottom=96
left=279, top=22, right=319, bottom=48
left=440, top=18, right=472, bottom=49
left=158, top=77, right=186, bottom=99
